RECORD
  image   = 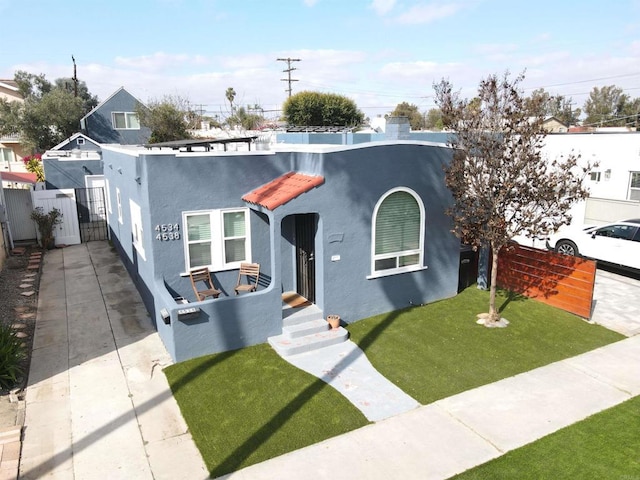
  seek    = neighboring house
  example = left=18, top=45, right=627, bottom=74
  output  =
left=542, top=116, right=569, bottom=133
left=0, top=80, right=29, bottom=174
left=80, top=87, right=151, bottom=145
left=42, top=133, right=103, bottom=189
left=543, top=131, right=640, bottom=227
left=102, top=137, right=460, bottom=362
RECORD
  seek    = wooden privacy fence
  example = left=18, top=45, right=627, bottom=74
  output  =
left=497, top=244, right=596, bottom=318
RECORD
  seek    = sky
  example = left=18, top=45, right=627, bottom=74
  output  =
left=2, top=0, right=640, bottom=122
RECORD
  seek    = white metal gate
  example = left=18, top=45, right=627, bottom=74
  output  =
left=32, top=189, right=81, bottom=245
left=4, top=189, right=37, bottom=241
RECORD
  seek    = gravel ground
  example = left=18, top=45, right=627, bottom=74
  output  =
left=0, top=245, right=41, bottom=427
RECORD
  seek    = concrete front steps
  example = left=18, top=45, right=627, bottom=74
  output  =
left=268, top=304, right=349, bottom=356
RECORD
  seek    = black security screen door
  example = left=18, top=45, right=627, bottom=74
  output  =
left=75, top=187, right=108, bottom=242
left=295, top=214, right=317, bottom=303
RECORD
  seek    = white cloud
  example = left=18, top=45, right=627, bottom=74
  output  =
left=114, top=52, right=208, bottom=71
left=370, top=0, right=397, bottom=16
left=393, top=3, right=463, bottom=25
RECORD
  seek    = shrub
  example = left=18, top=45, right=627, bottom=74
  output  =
left=30, top=206, right=63, bottom=249
left=0, top=324, right=26, bottom=390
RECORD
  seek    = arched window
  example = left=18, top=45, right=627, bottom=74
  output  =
left=371, top=188, right=425, bottom=276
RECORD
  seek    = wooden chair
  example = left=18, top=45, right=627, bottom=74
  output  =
left=189, top=267, right=221, bottom=301
left=234, top=263, right=260, bottom=295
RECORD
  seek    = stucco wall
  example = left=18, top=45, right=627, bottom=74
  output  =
left=102, top=141, right=459, bottom=362
left=43, top=158, right=103, bottom=189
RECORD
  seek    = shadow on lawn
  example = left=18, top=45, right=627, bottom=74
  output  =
left=209, top=309, right=403, bottom=478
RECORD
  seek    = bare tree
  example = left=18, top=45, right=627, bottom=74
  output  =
left=434, top=71, right=592, bottom=326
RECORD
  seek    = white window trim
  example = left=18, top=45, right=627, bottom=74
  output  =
left=182, top=207, right=251, bottom=273
left=105, top=178, right=112, bottom=214
left=129, top=199, right=145, bottom=261
left=116, top=188, right=123, bottom=224
left=111, top=111, right=140, bottom=130
left=368, top=187, right=426, bottom=279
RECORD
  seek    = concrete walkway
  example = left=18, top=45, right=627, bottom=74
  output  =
left=282, top=341, right=419, bottom=422
left=20, top=242, right=207, bottom=479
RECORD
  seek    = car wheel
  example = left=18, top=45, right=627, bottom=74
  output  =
left=555, top=240, right=579, bottom=256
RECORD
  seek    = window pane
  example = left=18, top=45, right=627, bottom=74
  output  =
left=375, top=257, right=397, bottom=271
left=189, top=242, right=211, bottom=268
left=631, top=172, right=640, bottom=189
left=375, top=191, right=420, bottom=255
left=224, top=238, right=246, bottom=263
left=399, top=254, right=420, bottom=267
left=126, top=113, right=140, bottom=129
left=187, top=214, right=211, bottom=241
left=113, top=113, right=126, bottom=129
left=224, top=211, right=246, bottom=237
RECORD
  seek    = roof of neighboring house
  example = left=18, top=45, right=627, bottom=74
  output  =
left=49, top=132, right=102, bottom=150
left=80, top=86, right=147, bottom=122
left=0, top=80, right=19, bottom=91
left=0, top=171, right=37, bottom=184
left=144, top=137, right=258, bottom=151
left=242, top=172, right=324, bottom=210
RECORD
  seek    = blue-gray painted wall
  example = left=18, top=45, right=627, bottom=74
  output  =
left=102, top=141, right=459, bottom=362
left=81, top=88, right=151, bottom=145
left=43, top=158, right=103, bottom=189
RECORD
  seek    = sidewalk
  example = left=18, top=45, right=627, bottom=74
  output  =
left=18, top=241, right=640, bottom=480
left=20, top=242, right=208, bottom=479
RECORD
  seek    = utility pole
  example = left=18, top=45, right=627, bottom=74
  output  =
left=71, top=55, right=78, bottom=97
left=277, top=58, right=301, bottom=97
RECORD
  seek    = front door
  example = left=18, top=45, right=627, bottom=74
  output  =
left=295, top=214, right=317, bottom=303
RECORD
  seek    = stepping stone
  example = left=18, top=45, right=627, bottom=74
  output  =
left=20, top=291, right=35, bottom=297
left=19, top=284, right=32, bottom=289
left=10, top=248, right=26, bottom=255
left=13, top=307, right=29, bottom=313
left=27, top=265, right=40, bottom=270
left=18, top=313, right=35, bottom=320
left=24, top=273, right=37, bottom=277
left=15, top=332, right=27, bottom=339
left=21, top=278, right=35, bottom=283
left=11, top=324, right=26, bottom=330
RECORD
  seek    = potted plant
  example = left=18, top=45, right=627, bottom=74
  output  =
left=327, top=314, right=341, bottom=330
left=30, top=207, right=63, bottom=249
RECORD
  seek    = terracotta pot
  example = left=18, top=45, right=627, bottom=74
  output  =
left=327, top=315, right=340, bottom=329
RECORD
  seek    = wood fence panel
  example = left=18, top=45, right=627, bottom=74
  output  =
left=497, top=244, right=596, bottom=318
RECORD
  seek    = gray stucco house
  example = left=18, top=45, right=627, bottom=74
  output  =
left=101, top=137, right=460, bottom=362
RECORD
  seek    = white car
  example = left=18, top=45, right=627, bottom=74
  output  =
left=546, top=219, right=640, bottom=271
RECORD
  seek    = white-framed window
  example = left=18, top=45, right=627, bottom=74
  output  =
left=371, top=187, right=425, bottom=277
left=111, top=112, right=140, bottom=130
left=116, top=188, right=123, bottom=224
left=183, top=208, right=251, bottom=271
left=0, top=148, right=14, bottom=167
left=77, top=137, right=85, bottom=146
left=589, top=171, right=601, bottom=182
left=629, top=172, right=640, bottom=201
left=129, top=199, right=145, bottom=260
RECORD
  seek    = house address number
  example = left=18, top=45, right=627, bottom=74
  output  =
left=155, top=223, right=180, bottom=241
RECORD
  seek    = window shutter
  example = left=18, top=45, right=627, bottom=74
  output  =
left=375, top=191, right=420, bottom=255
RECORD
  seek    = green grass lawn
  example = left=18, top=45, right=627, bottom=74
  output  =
left=451, top=395, right=640, bottom=479
left=164, top=286, right=624, bottom=478
left=163, top=344, right=369, bottom=478
left=347, top=287, right=624, bottom=404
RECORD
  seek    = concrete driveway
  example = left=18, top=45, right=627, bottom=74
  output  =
left=591, top=266, right=640, bottom=337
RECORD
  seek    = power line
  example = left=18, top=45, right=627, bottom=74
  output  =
left=277, top=58, right=301, bottom=97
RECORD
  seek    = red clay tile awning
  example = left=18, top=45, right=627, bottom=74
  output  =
left=0, top=172, right=37, bottom=184
left=242, top=172, right=324, bottom=210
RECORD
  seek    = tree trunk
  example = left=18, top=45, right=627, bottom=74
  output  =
left=488, top=244, right=500, bottom=323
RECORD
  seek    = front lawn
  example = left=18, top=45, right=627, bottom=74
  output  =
left=451, top=395, right=640, bottom=479
left=164, top=286, right=624, bottom=478
left=347, top=287, right=624, bottom=405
